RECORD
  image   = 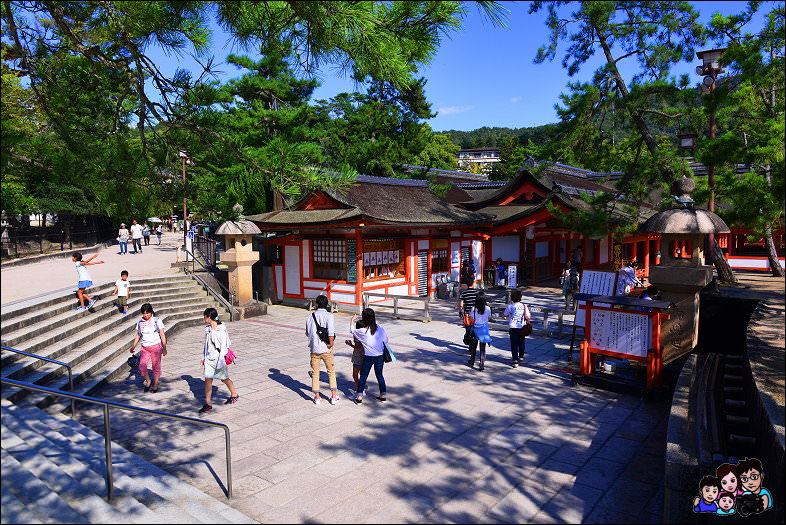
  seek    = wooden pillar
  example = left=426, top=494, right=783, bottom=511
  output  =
left=643, top=238, right=651, bottom=277
left=630, top=240, right=638, bottom=263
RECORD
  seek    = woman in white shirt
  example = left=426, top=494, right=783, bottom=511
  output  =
left=117, top=223, right=130, bottom=255
left=199, top=307, right=239, bottom=414
left=502, top=289, right=531, bottom=368
left=129, top=303, right=167, bottom=392
left=348, top=308, right=389, bottom=404
left=468, top=295, right=492, bottom=371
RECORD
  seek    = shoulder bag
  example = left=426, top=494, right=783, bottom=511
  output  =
left=383, top=343, right=396, bottom=363
left=224, top=347, right=236, bottom=365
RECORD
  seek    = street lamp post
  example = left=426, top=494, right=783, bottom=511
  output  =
left=179, top=150, right=192, bottom=258
left=695, top=48, right=726, bottom=267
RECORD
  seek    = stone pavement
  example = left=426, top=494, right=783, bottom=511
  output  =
left=77, top=298, right=669, bottom=524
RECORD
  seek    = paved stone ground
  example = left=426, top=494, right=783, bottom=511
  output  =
left=77, top=296, right=669, bottom=524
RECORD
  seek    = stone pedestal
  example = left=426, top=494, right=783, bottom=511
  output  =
left=649, top=265, right=712, bottom=361
left=216, top=220, right=261, bottom=306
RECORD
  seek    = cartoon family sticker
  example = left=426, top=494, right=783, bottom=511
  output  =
left=692, top=457, right=774, bottom=517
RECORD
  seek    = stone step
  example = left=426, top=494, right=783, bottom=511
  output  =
left=0, top=275, right=195, bottom=325
left=0, top=447, right=90, bottom=524
left=2, top=285, right=206, bottom=349
left=8, top=310, right=203, bottom=407
left=2, top=291, right=214, bottom=371
left=2, top=311, right=207, bottom=406
left=1, top=401, right=257, bottom=523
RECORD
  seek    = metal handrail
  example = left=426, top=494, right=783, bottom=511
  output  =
left=0, top=377, right=232, bottom=501
left=183, top=247, right=238, bottom=308
left=1, top=345, right=76, bottom=418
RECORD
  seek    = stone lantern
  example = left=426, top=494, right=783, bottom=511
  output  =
left=639, top=176, right=730, bottom=358
left=216, top=219, right=262, bottom=307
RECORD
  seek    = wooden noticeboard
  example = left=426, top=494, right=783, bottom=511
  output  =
left=347, top=239, right=357, bottom=283
left=575, top=270, right=617, bottom=327
left=588, top=309, right=651, bottom=358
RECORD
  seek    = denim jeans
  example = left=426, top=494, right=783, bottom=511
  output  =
left=119, top=241, right=128, bottom=254
left=508, top=328, right=526, bottom=363
left=357, top=354, right=386, bottom=396
left=132, top=238, right=142, bottom=252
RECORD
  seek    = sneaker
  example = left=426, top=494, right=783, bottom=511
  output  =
left=87, top=298, right=96, bottom=309
left=479, top=366, right=485, bottom=371
left=224, top=395, right=239, bottom=405
left=122, top=310, right=128, bottom=315
left=355, top=396, right=363, bottom=404
left=329, top=396, right=340, bottom=405
left=376, top=395, right=387, bottom=402
left=198, top=403, right=212, bottom=414
left=313, top=396, right=321, bottom=405
left=466, top=360, right=475, bottom=368
left=74, top=306, right=85, bottom=311
left=511, top=361, right=518, bottom=368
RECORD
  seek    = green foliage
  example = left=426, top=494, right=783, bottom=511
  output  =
left=412, top=131, right=460, bottom=170
left=489, top=136, right=527, bottom=181
left=312, top=77, right=436, bottom=177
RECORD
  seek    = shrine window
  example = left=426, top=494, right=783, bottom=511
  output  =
left=313, top=239, right=347, bottom=280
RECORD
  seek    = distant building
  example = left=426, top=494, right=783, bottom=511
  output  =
left=457, top=147, right=500, bottom=173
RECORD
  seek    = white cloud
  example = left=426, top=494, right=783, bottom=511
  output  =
left=511, top=96, right=521, bottom=103
left=437, top=105, right=473, bottom=115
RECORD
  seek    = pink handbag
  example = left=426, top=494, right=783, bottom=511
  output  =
left=224, top=348, right=236, bottom=365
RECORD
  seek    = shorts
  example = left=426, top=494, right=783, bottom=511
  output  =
left=204, top=357, right=229, bottom=380
left=77, top=280, right=93, bottom=289
left=117, top=296, right=128, bottom=306
left=351, top=346, right=364, bottom=368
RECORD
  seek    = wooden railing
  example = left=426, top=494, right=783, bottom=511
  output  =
left=362, top=292, right=431, bottom=322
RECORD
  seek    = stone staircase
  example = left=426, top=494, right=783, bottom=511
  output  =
left=0, top=274, right=231, bottom=411
left=1, top=398, right=256, bottom=523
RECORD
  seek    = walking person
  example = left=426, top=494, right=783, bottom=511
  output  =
left=111, top=270, right=131, bottom=315
left=129, top=219, right=143, bottom=253
left=305, top=295, right=340, bottom=405
left=502, top=289, right=531, bottom=368
left=459, top=258, right=476, bottom=289
left=155, top=224, right=163, bottom=245
left=117, top=223, right=130, bottom=255
left=494, top=257, right=507, bottom=287
left=561, top=262, right=580, bottom=311
left=129, top=303, right=167, bottom=393
left=349, top=308, right=389, bottom=404
left=458, top=281, right=482, bottom=355
left=199, top=307, right=239, bottom=413
left=344, top=318, right=365, bottom=396
left=142, top=222, right=151, bottom=246
left=467, top=295, right=492, bottom=371
left=71, top=251, right=103, bottom=311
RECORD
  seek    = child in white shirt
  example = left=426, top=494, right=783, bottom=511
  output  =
left=112, top=270, right=131, bottom=314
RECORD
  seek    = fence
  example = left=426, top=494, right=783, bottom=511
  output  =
left=362, top=292, right=431, bottom=322
left=0, top=228, right=111, bottom=259
left=193, top=234, right=217, bottom=269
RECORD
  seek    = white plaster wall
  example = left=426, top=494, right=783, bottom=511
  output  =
left=599, top=237, right=609, bottom=264
left=493, top=236, right=521, bottom=262
left=302, top=240, right=310, bottom=278
left=284, top=245, right=301, bottom=295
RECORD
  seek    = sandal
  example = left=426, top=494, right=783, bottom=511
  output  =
left=224, top=395, right=239, bottom=405
left=376, top=395, right=387, bottom=402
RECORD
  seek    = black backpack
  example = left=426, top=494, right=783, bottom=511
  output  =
left=312, top=313, right=331, bottom=344
left=569, top=272, right=580, bottom=291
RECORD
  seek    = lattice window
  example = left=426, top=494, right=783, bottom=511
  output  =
left=431, top=249, right=448, bottom=273
left=313, top=239, right=347, bottom=280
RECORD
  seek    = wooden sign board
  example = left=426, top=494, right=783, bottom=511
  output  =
left=575, top=270, right=617, bottom=327
left=588, top=309, right=651, bottom=358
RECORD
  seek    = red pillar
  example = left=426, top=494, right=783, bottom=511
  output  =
left=643, top=239, right=651, bottom=278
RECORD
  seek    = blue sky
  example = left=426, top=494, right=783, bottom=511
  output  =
left=151, top=1, right=772, bottom=132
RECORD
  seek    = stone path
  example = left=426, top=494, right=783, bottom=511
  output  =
left=79, top=299, right=669, bottom=524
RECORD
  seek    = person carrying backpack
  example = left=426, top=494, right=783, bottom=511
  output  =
left=562, top=262, right=580, bottom=311
left=305, top=295, right=339, bottom=405
left=460, top=259, right=476, bottom=288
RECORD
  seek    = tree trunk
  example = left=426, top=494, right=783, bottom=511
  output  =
left=713, top=239, right=737, bottom=284
left=765, top=226, right=784, bottom=277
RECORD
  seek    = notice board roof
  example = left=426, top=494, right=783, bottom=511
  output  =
left=578, top=294, right=674, bottom=311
